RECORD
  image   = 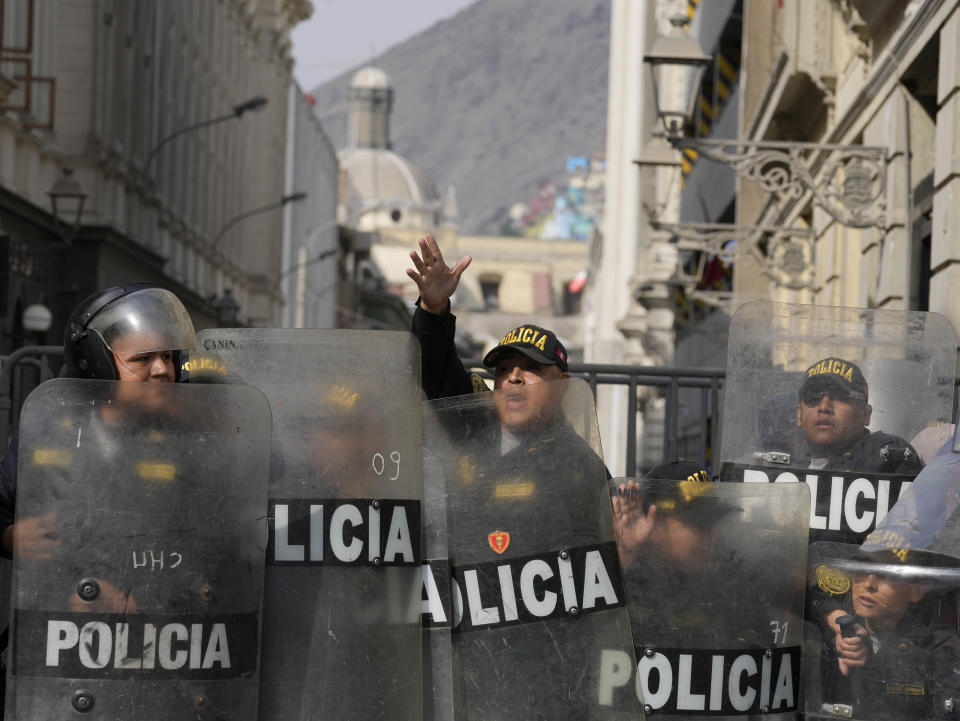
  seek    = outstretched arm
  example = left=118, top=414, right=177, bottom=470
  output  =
left=406, top=234, right=472, bottom=315
left=408, top=235, right=479, bottom=400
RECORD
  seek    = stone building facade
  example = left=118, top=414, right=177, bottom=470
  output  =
left=0, top=0, right=311, bottom=351
left=738, top=0, right=949, bottom=321
left=591, top=0, right=960, bottom=474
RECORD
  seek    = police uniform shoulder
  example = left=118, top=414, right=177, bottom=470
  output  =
left=864, top=431, right=922, bottom=468
left=865, top=430, right=911, bottom=446
left=470, top=373, right=491, bottom=393
left=864, top=430, right=917, bottom=454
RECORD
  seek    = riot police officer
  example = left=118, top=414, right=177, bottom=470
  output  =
left=612, top=460, right=732, bottom=568
left=812, top=549, right=960, bottom=721
left=796, top=356, right=922, bottom=474
left=0, top=283, right=196, bottom=557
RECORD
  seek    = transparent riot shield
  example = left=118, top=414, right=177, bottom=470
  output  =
left=8, top=378, right=271, bottom=720
left=424, top=378, right=644, bottom=721
left=195, top=329, right=423, bottom=721
left=422, top=441, right=454, bottom=721
left=803, top=542, right=960, bottom=721
left=719, top=301, right=956, bottom=545
left=613, top=478, right=809, bottom=718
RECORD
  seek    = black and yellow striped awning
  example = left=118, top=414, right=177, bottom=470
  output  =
left=683, top=38, right=741, bottom=180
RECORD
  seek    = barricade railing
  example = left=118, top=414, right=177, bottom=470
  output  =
left=465, top=359, right=726, bottom=473
left=0, top=345, right=64, bottom=450
left=1, top=347, right=725, bottom=472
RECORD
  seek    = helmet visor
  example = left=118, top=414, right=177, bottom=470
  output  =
left=88, top=287, right=197, bottom=357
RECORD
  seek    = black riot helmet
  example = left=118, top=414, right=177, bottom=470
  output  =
left=64, top=283, right=196, bottom=381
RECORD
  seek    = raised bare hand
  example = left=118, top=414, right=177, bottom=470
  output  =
left=406, top=234, right=472, bottom=314
left=612, top=479, right=656, bottom=566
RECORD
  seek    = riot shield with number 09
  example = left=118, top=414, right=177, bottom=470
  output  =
left=196, top=329, right=423, bottom=721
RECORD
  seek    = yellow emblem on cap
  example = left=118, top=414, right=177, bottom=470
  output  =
left=807, top=358, right=855, bottom=383
left=816, top=565, right=851, bottom=596
left=677, top=477, right=711, bottom=504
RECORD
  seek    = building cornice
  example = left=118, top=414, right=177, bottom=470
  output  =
left=827, top=0, right=950, bottom=145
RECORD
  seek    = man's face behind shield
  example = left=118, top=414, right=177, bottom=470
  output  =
left=796, top=380, right=871, bottom=454
left=110, top=330, right=177, bottom=382
left=492, top=352, right=567, bottom=432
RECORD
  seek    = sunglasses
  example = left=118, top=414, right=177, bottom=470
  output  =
left=799, top=386, right=865, bottom=407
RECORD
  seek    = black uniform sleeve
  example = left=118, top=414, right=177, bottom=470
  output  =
left=928, top=625, right=960, bottom=720
left=0, top=435, right=18, bottom=559
left=411, top=300, right=478, bottom=400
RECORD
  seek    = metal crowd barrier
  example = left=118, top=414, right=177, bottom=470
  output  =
left=465, top=358, right=726, bottom=473
left=0, top=345, right=64, bottom=452
left=0, top=347, right=725, bottom=473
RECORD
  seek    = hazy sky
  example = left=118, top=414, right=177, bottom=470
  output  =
left=291, top=0, right=477, bottom=91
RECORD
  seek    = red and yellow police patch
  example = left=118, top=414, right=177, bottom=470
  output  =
left=488, top=531, right=510, bottom=555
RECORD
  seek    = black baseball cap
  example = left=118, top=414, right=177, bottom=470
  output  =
left=483, top=324, right=569, bottom=372
left=799, top=356, right=869, bottom=403
left=639, top=460, right=738, bottom=524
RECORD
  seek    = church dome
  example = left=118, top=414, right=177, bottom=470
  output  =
left=339, top=147, right=439, bottom=206
left=350, top=65, right=391, bottom=90
left=338, top=64, right=450, bottom=233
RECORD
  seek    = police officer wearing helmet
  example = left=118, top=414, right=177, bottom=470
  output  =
left=797, top=356, right=923, bottom=475
left=0, top=283, right=196, bottom=556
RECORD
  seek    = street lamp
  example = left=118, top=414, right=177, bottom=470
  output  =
left=211, top=288, right=240, bottom=327
left=644, top=16, right=711, bottom=138
left=642, top=22, right=887, bottom=230
left=143, top=95, right=268, bottom=175
left=210, top=192, right=308, bottom=253
left=22, top=304, right=52, bottom=334
left=634, top=131, right=682, bottom=168
left=275, top=248, right=338, bottom=288
left=47, top=167, right=87, bottom=244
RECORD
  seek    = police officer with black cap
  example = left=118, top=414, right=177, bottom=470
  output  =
left=613, top=460, right=737, bottom=568
left=0, top=283, right=196, bottom=556
left=797, top=356, right=923, bottom=475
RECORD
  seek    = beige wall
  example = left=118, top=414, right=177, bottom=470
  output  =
left=739, top=0, right=960, bottom=339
